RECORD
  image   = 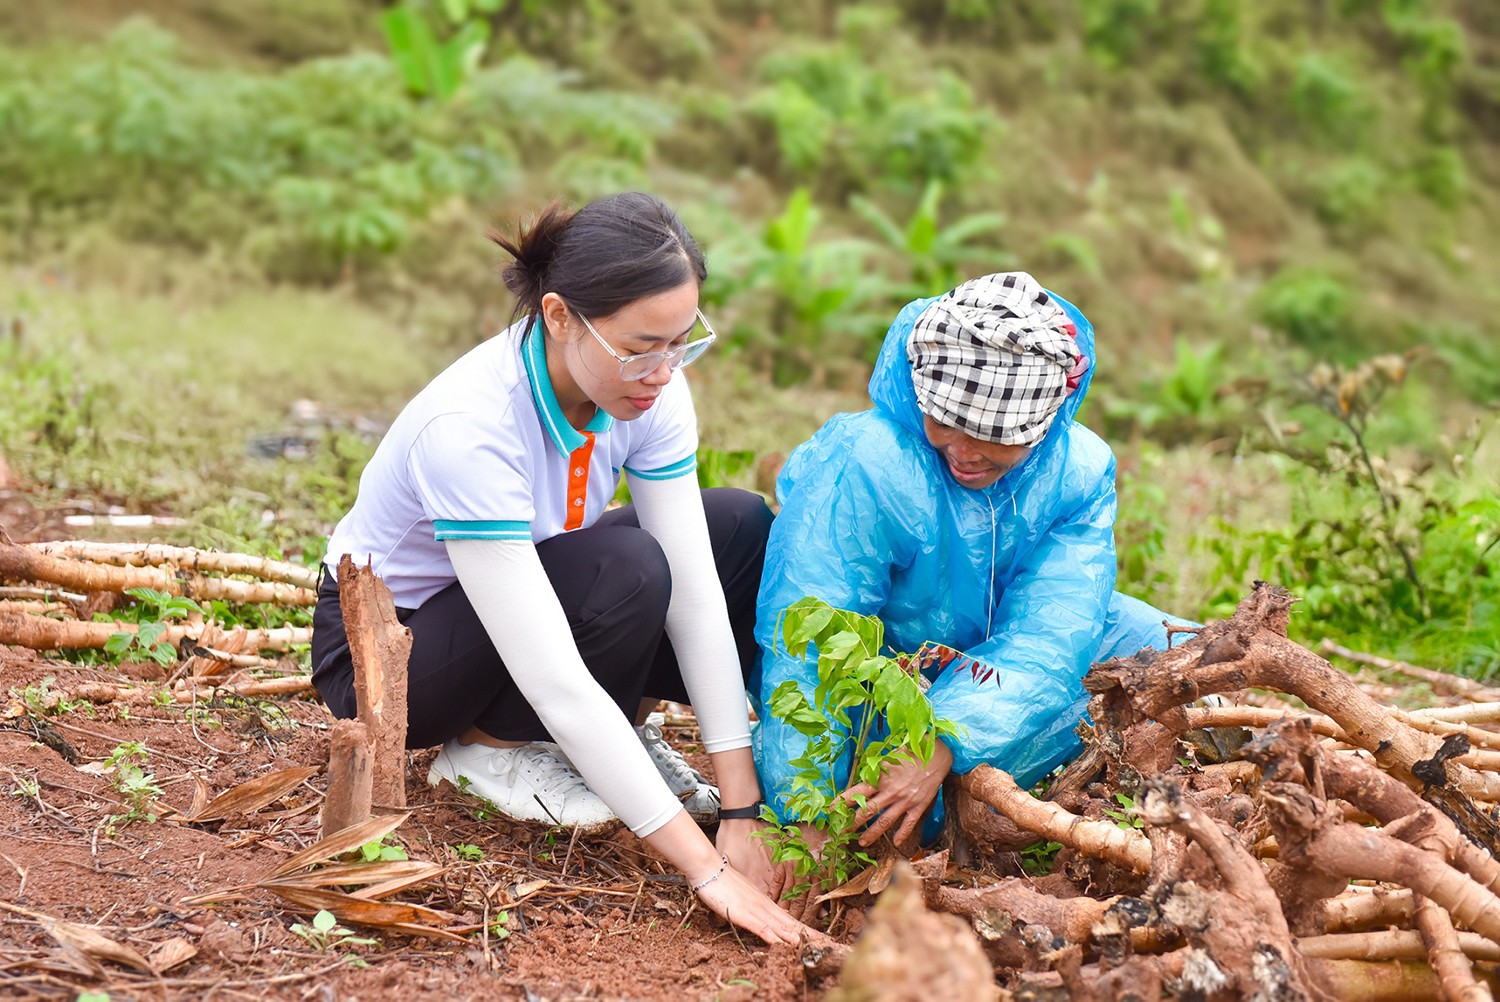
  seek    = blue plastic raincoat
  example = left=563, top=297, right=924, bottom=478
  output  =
left=752, top=291, right=1188, bottom=823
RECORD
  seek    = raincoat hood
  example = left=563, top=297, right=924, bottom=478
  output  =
left=868, top=289, right=1098, bottom=490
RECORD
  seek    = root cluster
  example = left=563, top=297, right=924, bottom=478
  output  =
left=841, top=585, right=1500, bottom=1002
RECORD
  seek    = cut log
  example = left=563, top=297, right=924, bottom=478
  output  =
left=27, top=541, right=318, bottom=589
left=337, top=555, right=410, bottom=809
left=0, top=613, right=309, bottom=653
left=959, top=765, right=1152, bottom=874
left=0, top=540, right=315, bottom=605
left=320, top=720, right=373, bottom=839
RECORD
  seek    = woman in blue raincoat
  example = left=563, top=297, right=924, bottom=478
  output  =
left=752, top=272, right=1189, bottom=867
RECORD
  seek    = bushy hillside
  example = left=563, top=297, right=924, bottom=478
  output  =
left=0, top=0, right=1495, bottom=674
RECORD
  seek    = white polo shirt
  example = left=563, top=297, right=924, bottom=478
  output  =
left=325, top=318, right=698, bottom=608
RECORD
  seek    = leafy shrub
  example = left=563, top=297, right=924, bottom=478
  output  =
left=1255, top=269, right=1351, bottom=348
left=850, top=180, right=1012, bottom=302
left=1080, top=0, right=1161, bottom=68
left=1289, top=54, right=1371, bottom=145
left=0, top=20, right=672, bottom=280
left=1311, top=159, right=1387, bottom=229
left=1409, top=145, right=1467, bottom=208
left=744, top=13, right=998, bottom=193
left=708, top=188, right=883, bottom=385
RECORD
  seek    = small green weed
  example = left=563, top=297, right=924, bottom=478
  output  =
left=1019, top=840, right=1064, bottom=877
left=288, top=909, right=378, bottom=952
left=102, top=741, right=163, bottom=830
left=452, top=843, right=485, bottom=862
left=10, top=677, right=80, bottom=717
left=488, top=910, right=511, bottom=940
left=102, top=587, right=205, bottom=668
left=357, top=837, right=408, bottom=863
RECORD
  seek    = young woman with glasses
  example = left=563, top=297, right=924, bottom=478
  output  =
left=310, top=192, right=813, bottom=944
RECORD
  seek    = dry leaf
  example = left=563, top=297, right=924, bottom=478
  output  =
left=352, top=864, right=451, bottom=901
left=42, top=919, right=152, bottom=972
left=866, top=853, right=898, bottom=895
left=189, top=766, right=317, bottom=822
left=187, top=773, right=211, bottom=819
left=148, top=936, right=197, bottom=973
left=262, top=859, right=442, bottom=891
left=263, top=884, right=457, bottom=931
left=267, top=812, right=409, bottom=878
left=815, top=862, right=879, bottom=905
left=487, top=877, right=548, bottom=906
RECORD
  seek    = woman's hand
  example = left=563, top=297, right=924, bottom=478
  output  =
left=839, top=740, right=954, bottom=848
left=716, top=817, right=778, bottom=897
left=693, top=859, right=828, bottom=946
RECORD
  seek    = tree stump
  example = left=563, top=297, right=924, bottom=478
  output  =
left=336, top=555, right=411, bottom=808
left=320, top=719, right=373, bottom=838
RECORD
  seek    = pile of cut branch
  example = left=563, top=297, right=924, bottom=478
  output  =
left=0, top=538, right=316, bottom=707
left=842, top=585, right=1500, bottom=1001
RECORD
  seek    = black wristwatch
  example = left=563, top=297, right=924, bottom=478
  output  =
left=717, top=800, right=764, bottom=820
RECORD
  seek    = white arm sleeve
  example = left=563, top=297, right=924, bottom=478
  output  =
left=626, top=474, right=753, bottom=754
left=444, top=538, right=683, bottom=837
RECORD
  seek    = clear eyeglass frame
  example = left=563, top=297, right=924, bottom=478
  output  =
left=574, top=308, right=718, bottom=381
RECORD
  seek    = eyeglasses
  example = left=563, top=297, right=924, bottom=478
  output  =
left=574, top=308, right=718, bottom=381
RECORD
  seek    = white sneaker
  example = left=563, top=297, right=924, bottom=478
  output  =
left=427, top=740, right=617, bottom=832
left=636, top=712, right=721, bottom=824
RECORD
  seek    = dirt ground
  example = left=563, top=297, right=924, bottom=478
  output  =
left=0, top=485, right=842, bottom=1001
left=0, top=638, right=835, bottom=1000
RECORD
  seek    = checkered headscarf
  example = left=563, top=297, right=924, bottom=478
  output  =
left=907, top=273, right=1084, bottom=447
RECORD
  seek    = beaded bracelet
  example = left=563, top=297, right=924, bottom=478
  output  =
left=689, top=854, right=729, bottom=893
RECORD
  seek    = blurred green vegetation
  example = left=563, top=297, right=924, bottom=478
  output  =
left=0, top=0, right=1495, bottom=678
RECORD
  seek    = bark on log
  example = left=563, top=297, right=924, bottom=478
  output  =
left=1414, top=894, right=1496, bottom=1002
left=1137, top=779, right=1333, bottom=1000
left=959, top=765, right=1152, bottom=874
left=0, top=613, right=310, bottom=652
left=0, top=541, right=315, bottom=605
left=320, top=720, right=373, bottom=839
left=1321, top=641, right=1500, bottom=704
left=1298, top=928, right=1500, bottom=964
left=1247, top=718, right=1500, bottom=894
left=1324, top=887, right=1417, bottom=932
left=337, top=555, right=410, bottom=809
left=28, top=541, right=319, bottom=589
left=828, top=860, right=994, bottom=1002
left=21, top=676, right=315, bottom=711
left=1013, top=950, right=1460, bottom=1001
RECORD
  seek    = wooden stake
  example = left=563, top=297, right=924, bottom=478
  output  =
left=320, top=720, right=373, bottom=839
left=336, top=555, right=410, bottom=809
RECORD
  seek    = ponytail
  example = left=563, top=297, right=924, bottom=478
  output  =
left=489, top=202, right=573, bottom=326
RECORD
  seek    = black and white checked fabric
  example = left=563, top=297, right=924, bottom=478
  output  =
left=906, top=272, right=1081, bottom=447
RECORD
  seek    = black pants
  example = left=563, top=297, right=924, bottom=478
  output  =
left=310, top=488, right=772, bottom=749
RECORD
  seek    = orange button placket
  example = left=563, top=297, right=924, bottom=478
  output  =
left=563, top=431, right=596, bottom=531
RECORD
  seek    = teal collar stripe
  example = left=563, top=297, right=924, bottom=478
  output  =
left=523, top=319, right=615, bottom=456
left=434, top=519, right=531, bottom=541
